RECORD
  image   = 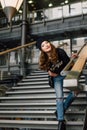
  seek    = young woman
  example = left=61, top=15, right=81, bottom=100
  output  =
left=36, top=38, right=79, bottom=130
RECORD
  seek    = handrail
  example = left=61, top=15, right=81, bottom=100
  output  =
left=61, top=43, right=87, bottom=76
left=0, top=41, right=36, bottom=56
left=0, top=41, right=68, bottom=56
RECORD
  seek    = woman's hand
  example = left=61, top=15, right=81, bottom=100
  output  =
left=71, top=53, right=78, bottom=59
left=48, top=70, right=58, bottom=77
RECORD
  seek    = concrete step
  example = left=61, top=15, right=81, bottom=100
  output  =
left=0, top=110, right=56, bottom=119
left=29, top=72, right=48, bottom=76
left=66, top=121, right=83, bottom=130
left=0, top=93, right=86, bottom=102
left=25, top=74, right=48, bottom=79
left=0, top=102, right=56, bottom=110
left=0, top=110, right=85, bottom=121
left=0, top=119, right=84, bottom=130
left=0, top=100, right=86, bottom=110
left=80, top=84, right=87, bottom=91
left=7, top=87, right=69, bottom=92
left=17, top=81, right=48, bottom=86
left=0, top=119, right=58, bottom=130
left=6, top=89, right=86, bottom=96
left=22, top=77, right=48, bottom=82
left=6, top=87, right=68, bottom=95
left=6, top=89, right=55, bottom=95
left=0, top=94, right=56, bottom=100
left=65, top=110, right=86, bottom=121
left=12, top=85, right=50, bottom=89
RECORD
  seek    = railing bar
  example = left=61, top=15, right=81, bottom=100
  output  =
left=0, top=41, right=36, bottom=56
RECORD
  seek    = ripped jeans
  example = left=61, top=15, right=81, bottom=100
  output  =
left=53, top=75, right=75, bottom=121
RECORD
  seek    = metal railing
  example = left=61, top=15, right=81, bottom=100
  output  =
left=0, top=41, right=36, bottom=77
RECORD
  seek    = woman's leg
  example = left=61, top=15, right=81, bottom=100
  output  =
left=54, top=76, right=66, bottom=130
left=64, top=90, right=80, bottom=112
left=64, top=92, right=75, bottom=111
left=53, top=75, right=65, bottom=121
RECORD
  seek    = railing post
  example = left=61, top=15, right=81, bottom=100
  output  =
left=83, top=108, right=87, bottom=130
left=7, top=52, right=11, bottom=74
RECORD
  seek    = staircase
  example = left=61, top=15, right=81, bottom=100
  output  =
left=0, top=69, right=86, bottom=130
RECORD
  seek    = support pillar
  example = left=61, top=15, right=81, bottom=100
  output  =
left=20, top=0, right=27, bottom=76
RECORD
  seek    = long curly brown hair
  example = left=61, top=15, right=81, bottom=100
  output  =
left=39, top=43, right=58, bottom=71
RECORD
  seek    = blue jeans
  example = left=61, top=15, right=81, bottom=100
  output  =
left=53, top=75, right=75, bottom=121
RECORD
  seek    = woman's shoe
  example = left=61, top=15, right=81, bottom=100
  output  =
left=54, top=110, right=57, bottom=118
left=58, top=120, right=66, bottom=130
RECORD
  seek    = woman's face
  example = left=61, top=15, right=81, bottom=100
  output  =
left=41, top=41, right=51, bottom=53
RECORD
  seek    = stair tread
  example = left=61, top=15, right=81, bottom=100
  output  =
left=0, top=120, right=84, bottom=130
left=0, top=119, right=83, bottom=124
left=29, top=74, right=48, bottom=77
left=0, top=95, right=56, bottom=99
left=21, top=76, right=48, bottom=82
left=0, top=102, right=56, bottom=105
left=0, top=101, right=86, bottom=106
left=0, top=94, right=87, bottom=100
left=0, top=110, right=85, bottom=114
left=17, top=81, right=48, bottom=85
left=0, top=110, right=55, bottom=113
left=6, top=89, right=55, bottom=94
left=66, top=110, right=85, bottom=114
left=6, top=90, right=86, bottom=96
left=12, top=85, right=50, bottom=89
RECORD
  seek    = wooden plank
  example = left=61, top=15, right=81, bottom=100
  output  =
left=64, top=44, right=87, bottom=90
left=71, top=58, right=86, bottom=72
left=61, top=43, right=87, bottom=76
left=71, top=45, right=87, bottom=73
left=67, top=45, right=87, bottom=79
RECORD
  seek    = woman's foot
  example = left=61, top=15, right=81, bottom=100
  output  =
left=74, top=90, right=80, bottom=96
left=58, top=120, right=66, bottom=130
left=54, top=110, right=57, bottom=118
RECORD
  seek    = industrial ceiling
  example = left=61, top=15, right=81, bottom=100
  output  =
left=0, top=0, right=86, bottom=49
left=0, top=0, right=85, bottom=18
